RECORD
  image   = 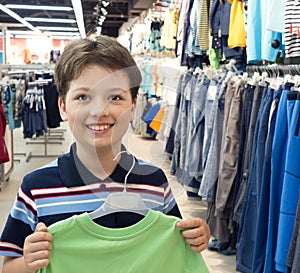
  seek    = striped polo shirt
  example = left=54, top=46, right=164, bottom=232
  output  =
left=0, top=143, right=181, bottom=257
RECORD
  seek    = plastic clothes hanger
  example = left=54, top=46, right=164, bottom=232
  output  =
left=89, top=151, right=149, bottom=219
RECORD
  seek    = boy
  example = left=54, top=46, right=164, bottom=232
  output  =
left=0, top=35, right=210, bottom=273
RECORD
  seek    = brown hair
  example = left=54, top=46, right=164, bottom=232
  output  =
left=54, top=35, right=142, bottom=102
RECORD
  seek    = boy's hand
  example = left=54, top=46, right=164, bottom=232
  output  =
left=23, top=222, right=52, bottom=273
left=176, top=218, right=210, bottom=252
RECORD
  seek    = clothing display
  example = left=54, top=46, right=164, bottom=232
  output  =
left=1, top=79, right=24, bottom=131
left=159, top=63, right=300, bottom=273
left=1, top=1, right=300, bottom=273
left=43, top=83, right=62, bottom=129
left=22, top=83, right=48, bottom=138
left=37, top=210, right=209, bottom=273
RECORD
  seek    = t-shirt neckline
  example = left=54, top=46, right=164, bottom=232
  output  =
left=76, top=210, right=161, bottom=240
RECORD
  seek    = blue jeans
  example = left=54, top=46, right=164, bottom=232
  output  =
left=182, top=75, right=210, bottom=192
left=185, top=74, right=210, bottom=180
left=236, top=86, right=274, bottom=273
left=170, top=73, right=191, bottom=176
left=199, top=76, right=226, bottom=201
left=202, top=78, right=220, bottom=170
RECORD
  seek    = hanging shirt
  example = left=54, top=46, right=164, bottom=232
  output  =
left=141, top=60, right=155, bottom=96
left=198, top=0, right=213, bottom=51
left=37, top=210, right=209, bottom=273
left=4, top=83, right=22, bottom=130
left=266, top=0, right=286, bottom=33
left=0, top=103, right=9, bottom=164
left=246, top=0, right=281, bottom=62
left=284, top=0, right=300, bottom=59
left=160, top=8, right=179, bottom=50
left=149, top=106, right=166, bottom=133
left=228, top=0, right=246, bottom=48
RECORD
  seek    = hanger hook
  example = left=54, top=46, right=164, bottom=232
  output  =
left=113, top=150, right=135, bottom=192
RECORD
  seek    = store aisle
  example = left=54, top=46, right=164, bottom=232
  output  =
left=0, top=123, right=237, bottom=272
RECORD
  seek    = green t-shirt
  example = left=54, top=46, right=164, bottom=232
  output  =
left=38, top=210, right=209, bottom=273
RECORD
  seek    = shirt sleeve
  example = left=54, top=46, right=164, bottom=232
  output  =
left=0, top=176, right=38, bottom=257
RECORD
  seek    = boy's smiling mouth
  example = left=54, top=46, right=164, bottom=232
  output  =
left=87, top=124, right=113, bottom=131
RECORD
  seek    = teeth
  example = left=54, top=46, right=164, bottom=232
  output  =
left=88, top=124, right=111, bottom=131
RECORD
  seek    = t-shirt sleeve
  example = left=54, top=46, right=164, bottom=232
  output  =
left=0, top=176, right=38, bottom=257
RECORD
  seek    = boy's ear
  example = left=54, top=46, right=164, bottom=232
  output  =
left=130, top=98, right=137, bottom=121
left=58, top=97, right=68, bottom=121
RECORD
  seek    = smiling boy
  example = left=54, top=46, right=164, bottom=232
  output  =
left=0, top=35, right=210, bottom=273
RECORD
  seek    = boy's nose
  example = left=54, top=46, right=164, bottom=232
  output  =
left=89, top=101, right=110, bottom=117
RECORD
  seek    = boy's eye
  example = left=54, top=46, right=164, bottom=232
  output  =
left=108, top=95, right=121, bottom=101
left=77, top=95, right=89, bottom=101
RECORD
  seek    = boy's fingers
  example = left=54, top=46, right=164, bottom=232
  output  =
left=35, top=222, right=47, bottom=232
left=176, top=218, right=203, bottom=228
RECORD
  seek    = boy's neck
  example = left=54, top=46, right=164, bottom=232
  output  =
left=75, top=143, right=122, bottom=180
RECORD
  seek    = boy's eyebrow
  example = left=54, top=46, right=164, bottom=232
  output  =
left=69, top=86, right=129, bottom=94
left=69, top=86, right=90, bottom=93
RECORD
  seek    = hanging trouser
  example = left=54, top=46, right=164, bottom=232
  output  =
left=251, top=85, right=283, bottom=273
left=233, top=84, right=264, bottom=223
left=199, top=76, right=226, bottom=201
left=165, top=74, right=185, bottom=156
left=286, top=196, right=300, bottom=273
left=236, top=86, right=274, bottom=273
left=275, top=91, right=300, bottom=272
left=184, top=74, right=210, bottom=181
left=210, top=79, right=245, bottom=242
left=263, top=83, right=294, bottom=273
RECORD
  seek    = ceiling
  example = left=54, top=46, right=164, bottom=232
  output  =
left=0, top=0, right=156, bottom=38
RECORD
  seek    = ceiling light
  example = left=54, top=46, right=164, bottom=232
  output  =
left=7, top=30, right=80, bottom=36
left=36, top=26, right=79, bottom=31
left=11, top=34, right=80, bottom=40
left=41, top=31, right=81, bottom=36
left=5, top=4, right=73, bottom=11
left=0, top=4, right=40, bottom=33
left=24, top=17, right=76, bottom=23
left=71, top=0, right=86, bottom=38
left=49, top=31, right=80, bottom=38
left=7, top=30, right=39, bottom=35
left=52, top=35, right=80, bottom=40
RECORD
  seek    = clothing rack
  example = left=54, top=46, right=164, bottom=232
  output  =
left=22, top=80, right=64, bottom=162
left=246, top=64, right=300, bottom=77
left=0, top=64, right=63, bottom=166
left=25, top=128, right=65, bottom=162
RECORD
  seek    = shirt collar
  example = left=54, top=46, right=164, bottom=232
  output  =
left=59, top=143, right=137, bottom=188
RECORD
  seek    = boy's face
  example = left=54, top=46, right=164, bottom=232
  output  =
left=58, top=65, right=135, bottom=153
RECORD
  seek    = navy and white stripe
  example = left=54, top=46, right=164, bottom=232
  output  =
left=0, top=144, right=180, bottom=257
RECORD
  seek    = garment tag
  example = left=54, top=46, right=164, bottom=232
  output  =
left=207, top=85, right=217, bottom=101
